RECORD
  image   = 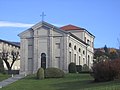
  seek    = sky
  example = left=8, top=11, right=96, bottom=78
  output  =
left=0, top=0, right=120, bottom=48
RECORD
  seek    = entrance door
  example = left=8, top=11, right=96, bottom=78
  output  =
left=41, top=53, right=46, bottom=69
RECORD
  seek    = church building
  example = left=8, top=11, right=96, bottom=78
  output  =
left=18, top=21, right=95, bottom=75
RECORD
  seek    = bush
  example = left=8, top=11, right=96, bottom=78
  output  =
left=45, top=67, right=65, bottom=78
left=37, top=68, right=44, bottom=80
left=91, top=59, right=120, bottom=82
left=110, top=59, right=120, bottom=79
left=68, top=62, right=77, bottom=73
left=76, top=65, right=82, bottom=73
left=82, top=64, right=89, bottom=72
left=0, top=58, right=4, bottom=73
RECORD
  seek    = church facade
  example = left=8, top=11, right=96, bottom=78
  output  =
left=18, top=21, right=95, bottom=75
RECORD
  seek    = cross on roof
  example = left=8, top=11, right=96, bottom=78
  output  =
left=40, top=12, right=46, bottom=21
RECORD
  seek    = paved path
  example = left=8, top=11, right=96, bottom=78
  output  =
left=0, top=74, right=25, bottom=88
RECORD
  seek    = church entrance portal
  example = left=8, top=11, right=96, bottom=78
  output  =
left=41, top=53, right=46, bottom=69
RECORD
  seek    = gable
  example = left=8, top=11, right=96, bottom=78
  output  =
left=31, top=21, right=69, bottom=37
left=18, top=21, right=70, bottom=39
left=35, top=26, right=66, bottom=37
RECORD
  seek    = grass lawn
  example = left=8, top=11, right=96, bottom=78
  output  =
left=1, top=74, right=120, bottom=90
left=0, top=74, right=10, bottom=81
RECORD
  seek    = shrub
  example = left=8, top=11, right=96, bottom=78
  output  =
left=110, top=59, right=120, bottom=79
left=68, top=62, right=77, bottom=73
left=91, top=59, right=120, bottom=82
left=76, top=65, right=82, bottom=73
left=82, top=64, right=89, bottom=72
left=45, top=67, right=65, bottom=78
left=37, top=68, right=44, bottom=80
left=91, top=61, right=112, bottom=82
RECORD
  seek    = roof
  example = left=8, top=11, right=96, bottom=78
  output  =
left=0, top=39, right=20, bottom=48
left=10, top=42, right=20, bottom=47
left=60, top=24, right=85, bottom=31
left=69, top=33, right=88, bottom=46
left=60, top=24, right=95, bottom=37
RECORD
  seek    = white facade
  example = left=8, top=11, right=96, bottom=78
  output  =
left=18, top=21, right=95, bottom=75
left=0, top=39, right=20, bottom=70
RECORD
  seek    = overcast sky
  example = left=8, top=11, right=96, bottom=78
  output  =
left=0, top=0, right=120, bottom=48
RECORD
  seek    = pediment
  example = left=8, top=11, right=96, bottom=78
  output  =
left=18, top=21, right=69, bottom=38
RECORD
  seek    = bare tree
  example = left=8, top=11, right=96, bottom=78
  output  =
left=117, top=38, right=120, bottom=50
left=117, top=35, right=120, bottom=58
left=0, top=50, right=19, bottom=71
left=10, top=51, right=19, bottom=70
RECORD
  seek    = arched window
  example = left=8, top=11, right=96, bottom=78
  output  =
left=78, top=48, right=81, bottom=52
left=41, top=53, right=46, bottom=69
left=69, top=43, right=71, bottom=47
left=88, top=55, right=90, bottom=67
left=74, top=54, right=76, bottom=63
left=83, top=58, right=85, bottom=64
left=69, top=52, right=72, bottom=62
left=83, top=50, right=85, bottom=55
left=74, top=45, right=76, bottom=50
left=79, top=56, right=81, bottom=65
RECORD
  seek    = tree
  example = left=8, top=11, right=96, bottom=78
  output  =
left=104, top=45, right=109, bottom=53
left=94, top=50, right=105, bottom=59
left=0, top=50, right=19, bottom=71
left=104, top=45, right=110, bottom=57
left=116, top=49, right=120, bottom=58
left=117, top=35, right=120, bottom=58
left=109, top=51, right=119, bottom=60
left=10, top=51, right=19, bottom=70
left=94, top=50, right=108, bottom=63
left=117, top=37, right=120, bottom=50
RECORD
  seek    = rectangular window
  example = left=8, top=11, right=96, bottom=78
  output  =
left=90, top=41, right=91, bottom=46
left=55, top=57, right=60, bottom=68
left=83, top=58, right=85, bottom=65
left=28, top=45, right=33, bottom=59
left=84, top=37, right=86, bottom=42
left=87, top=39, right=90, bottom=45
left=92, top=42, right=94, bottom=47
left=56, top=43, right=60, bottom=49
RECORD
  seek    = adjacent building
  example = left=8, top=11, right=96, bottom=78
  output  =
left=0, top=39, right=20, bottom=70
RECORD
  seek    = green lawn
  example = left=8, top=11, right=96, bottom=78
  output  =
left=1, top=74, right=120, bottom=90
left=0, top=74, right=10, bottom=81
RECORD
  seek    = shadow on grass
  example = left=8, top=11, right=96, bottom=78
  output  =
left=18, top=74, right=120, bottom=90
left=52, top=80, right=93, bottom=90
left=52, top=79, right=120, bottom=90
left=23, top=74, right=37, bottom=80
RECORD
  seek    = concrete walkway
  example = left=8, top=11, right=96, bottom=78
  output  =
left=0, top=74, right=25, bottom=88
